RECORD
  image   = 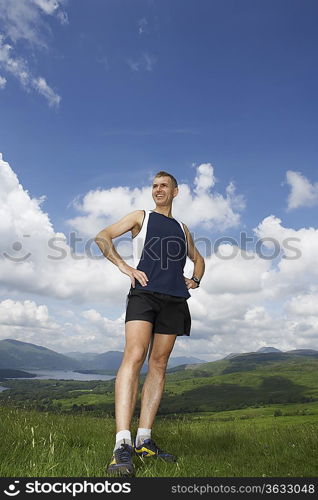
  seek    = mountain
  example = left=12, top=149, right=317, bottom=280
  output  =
left=167, top=356, right=204, bottom=368
left=168, top=348, right=318, bottom=374
left=83, top=351, right=124, bottom=371
left=0, top=339, right=205, bottom=373
left=257, top=347, right=282, bottom=353
left=0, top=369, right=36, bottom=379
left=161, top=354, right=318, bottom=414
left=72, top=352, right=204, bottom=372
left=223, top=353, right=241, bottom=359
left=286, top=349, right=318, bottom=356
left=217, top=350, right=318, bottom=368
left=223, top=347, right=282, bottom=360
left=0, top=339, right=81, bottom=370
left=2, top=338, right=316, bottom=375
left=64, top=352, right=100, bottom=362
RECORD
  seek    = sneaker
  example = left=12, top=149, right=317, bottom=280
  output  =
left=134, top=438, right=177, bottom=462
left=106, top=443, right=135, bottom=476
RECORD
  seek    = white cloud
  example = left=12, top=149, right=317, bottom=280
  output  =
left=32, top=76, right=61, bottom=107
left=174, top=215, right=318, bottom=359
left=204, top=245, right=270, bottom=295
left=0, top=36, right=61, bottom=106
left=0, top=74, right=6, bottom=88
left=0, top=75, right=7, bottom=89
left=286, top=170, right=318, bottom=210
left=254, top=215, right=318, bottom=298
left=0, top=299, right=57, bottom=329
left=33, top=0, right=60, bottom=16
left=0, top=0, right=67, bottom=46
left=0, top=300, right=126, bottom=354
left=127, top=52, right=157, bottom=72
left=285, top=291, right=318, bottom=316
left=138, top=17, right=148, bottom=35
left=0, top=0, right=66, bottom=106
left=67, top=163, right=245, bottom=236
left=194, top=163, right=216, bottom=192
left=0, top=153, right=130, bottom=304
left=1, top=154, right=318, bottom=358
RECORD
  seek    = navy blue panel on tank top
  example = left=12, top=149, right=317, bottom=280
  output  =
left=134, top=211, right=190, bottom=299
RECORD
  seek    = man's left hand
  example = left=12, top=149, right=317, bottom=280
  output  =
left=184, top=277, right=199, bottom=289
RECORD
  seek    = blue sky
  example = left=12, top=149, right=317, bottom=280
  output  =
left=1, top=0, right=318, bottom=359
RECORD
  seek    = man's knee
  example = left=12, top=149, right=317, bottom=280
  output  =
left=123, top=346, right=148, bottom=368
left=148, top=352, right=169, bottom=372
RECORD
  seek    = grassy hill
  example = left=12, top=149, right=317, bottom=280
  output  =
left=0, top=354, right=317, bottom=416
left=0, top=404, right=317, bottom=477
left=160, top=356, right=318, bottom=414
left=0, top=339, right=81, bottom=370
left=0, top=369, right=36, bottom=378
left=0, top=339, right=204, bottom=373
left=1, top=351, right=317, bottom=477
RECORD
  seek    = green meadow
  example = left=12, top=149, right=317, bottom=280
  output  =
left=0, top=403, right=317, bottom=477
left=0, top=354, right=317, bottom=477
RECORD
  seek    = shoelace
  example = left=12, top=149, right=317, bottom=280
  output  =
left=146, top=439, right=164, bottom=454
left=115, top=444, right=132, bottom=463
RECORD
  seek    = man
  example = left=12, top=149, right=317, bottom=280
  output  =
left=94, top=171, right=205, bottom=476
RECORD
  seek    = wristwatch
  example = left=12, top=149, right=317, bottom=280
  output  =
left=191, top=276, right=200, bottom=287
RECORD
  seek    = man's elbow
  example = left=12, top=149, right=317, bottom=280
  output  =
left=94, top=229, right=109, bottom=241
left=94, top=230, right=111, bottom=250
left=94, top=232, right=101, bottom=243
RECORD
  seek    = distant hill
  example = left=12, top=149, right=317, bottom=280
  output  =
left=257, top=347, right=282, bottom=353
left=73, top=352, right=204, bottom=373
left=223, top=347, right=282, bottom=360
left=64, top=352, right=100, bottom=363
left=83, top=351, right=124, bottom=371
left=0, top=339, right=81, bottom=370
left=0, top=369, right=36, bottom=379
left=2, top=338, right=316, bottom=376
left=1, top=346, right=318, bottom=416
left=168, top=348, right=318, bottom=374
left=161, top=352, right=318, bottom=414
left=0, top=339, right=204, bottom=373
left=168, top=356, right=204, bottom=368
left=286, top=349, right=318, bottom=356
left=67, top=350, right=204, bottom=370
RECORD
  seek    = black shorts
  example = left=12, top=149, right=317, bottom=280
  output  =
left=125, top=289, right=191, bottom=336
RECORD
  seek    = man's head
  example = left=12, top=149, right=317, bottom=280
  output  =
left=152, top=171, right=178, bottom=207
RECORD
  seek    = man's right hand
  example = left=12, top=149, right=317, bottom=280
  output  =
left=118, top=261, right=149, bottom=288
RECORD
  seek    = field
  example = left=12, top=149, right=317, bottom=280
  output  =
left=0, top=402, right=317, bottom=477
left=1, top=354, right=317, bottom=477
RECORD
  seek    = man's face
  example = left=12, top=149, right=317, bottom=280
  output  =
left=152, top=176, right=178, bottom=206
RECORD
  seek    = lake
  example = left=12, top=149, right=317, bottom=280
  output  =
left=0, top=370, right=115, bottom=382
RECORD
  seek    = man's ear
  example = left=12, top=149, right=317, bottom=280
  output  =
left=173, top=186, right=179, bottom=198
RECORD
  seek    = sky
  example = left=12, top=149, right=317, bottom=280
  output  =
left=1, top=0, right=318, bottom=361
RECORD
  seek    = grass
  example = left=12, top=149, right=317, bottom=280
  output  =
left=0, top=404, right=317, bottom=477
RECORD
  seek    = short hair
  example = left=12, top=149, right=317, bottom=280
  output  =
left=153, top=170, right=178, bottom=188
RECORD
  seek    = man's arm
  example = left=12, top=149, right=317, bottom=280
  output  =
left=94, top=210, right=148, bottom=288
left=183, top=223, right=205, bottom=289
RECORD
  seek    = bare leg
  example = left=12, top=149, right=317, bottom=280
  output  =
left=115, top=320, right=153, bottom=432
left=138, top=333, right=177, bottom=429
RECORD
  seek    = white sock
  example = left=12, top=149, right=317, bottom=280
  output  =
left=114, top=430, right=132, bottom=451
left=135, top=427, right=152, bottom=447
